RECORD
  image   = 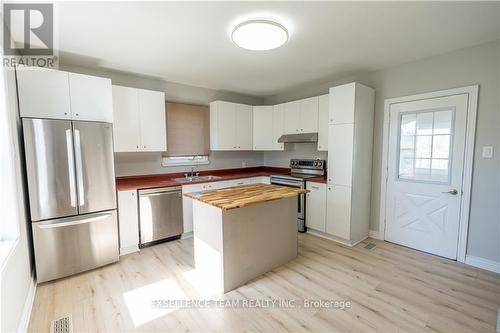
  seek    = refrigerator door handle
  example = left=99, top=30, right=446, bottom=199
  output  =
left=65, top=129, right=77, bottom=207
left=37, top=213, right=112, bottom=229
left=74, top=128, right=85, bottom=207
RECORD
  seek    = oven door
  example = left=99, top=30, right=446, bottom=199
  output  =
left=270, top=177, right=306, bottom=232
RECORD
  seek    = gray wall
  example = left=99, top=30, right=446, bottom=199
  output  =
left=1, top=69, right=35, bottom=332
left=60, top=63, right=265, bottom=177
left=263, top=143, right=327, bottom=168
left=114, top=151, right=263, bottom=177
left=264, top=40, right=500, bottom=263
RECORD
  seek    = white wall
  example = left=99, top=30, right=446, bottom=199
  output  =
left=264, top=40, right=500, bottom=263
left=114, top=151, right=264, bottom=177
left=1, top=69, right=35, bottom=332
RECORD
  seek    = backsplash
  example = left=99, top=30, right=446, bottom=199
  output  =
left=114, top=151, right=264, bottom=177
left=263, top=143, right=327, bottom=167
left=114, top=143, right=327, bottom=177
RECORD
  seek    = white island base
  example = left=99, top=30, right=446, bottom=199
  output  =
left=192, top=196, right=298, bottom=294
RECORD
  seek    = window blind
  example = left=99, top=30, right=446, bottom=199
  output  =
left=164, top=102, right=210, bottom=156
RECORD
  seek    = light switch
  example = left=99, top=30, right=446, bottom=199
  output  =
left=482, top=146, right=493, bottom=158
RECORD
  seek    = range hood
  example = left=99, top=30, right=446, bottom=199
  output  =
left=278, top=132, right=318, bottom=143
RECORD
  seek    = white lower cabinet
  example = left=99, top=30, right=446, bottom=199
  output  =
left=305, top=182, right=327, bottom=232
left=326, top=185, right=352, bottom=240
left=117, top=190, right=139, bottom=255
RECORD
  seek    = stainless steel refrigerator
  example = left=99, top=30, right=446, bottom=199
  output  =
left=22, top=118, right=119, bottom=283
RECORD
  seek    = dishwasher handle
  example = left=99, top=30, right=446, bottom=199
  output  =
left=139, top=187, right=182, bottom=196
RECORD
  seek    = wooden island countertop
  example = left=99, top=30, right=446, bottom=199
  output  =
left=185, top=183, right=307, bottom=210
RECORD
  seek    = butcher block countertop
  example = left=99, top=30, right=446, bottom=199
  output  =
left=185, top=183, right=308, bottom=210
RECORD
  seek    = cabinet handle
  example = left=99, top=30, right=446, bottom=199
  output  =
left=143, top=145, right=147, bottom=148
left=311, top=186, right=319, bottom=190
left=75, top=113, right=79, bottom=116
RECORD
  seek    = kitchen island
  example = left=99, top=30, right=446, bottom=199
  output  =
left=185, top=183, right=307, bottom=294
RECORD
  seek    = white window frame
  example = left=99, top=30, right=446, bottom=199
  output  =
left=379, top=85, right=478, bottom=264
left=161, top=155, right=210, bottom=167
left=0, top=68, right=20, bottom=267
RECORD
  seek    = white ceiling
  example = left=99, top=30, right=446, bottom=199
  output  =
left=56, top=1, right=500, bottom=97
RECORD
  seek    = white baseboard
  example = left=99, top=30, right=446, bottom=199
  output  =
left=306, top=229, right=367, bottom=247
left=465, top=255, right=500, bottom=274
left=181, top=232, right=193, bottom=239
left=17, top=272, right=36, bottom=333
left=369, top=230, right=382, bottom=240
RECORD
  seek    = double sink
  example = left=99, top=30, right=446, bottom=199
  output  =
left=173, top=175, right=221, bottom=183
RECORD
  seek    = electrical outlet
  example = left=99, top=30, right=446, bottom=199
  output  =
left=242, top=161, right=247, bottom=168
left=482, top=146, right=494, bottom=158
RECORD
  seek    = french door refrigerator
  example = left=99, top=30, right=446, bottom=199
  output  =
left=22, top=118, right=119, bottom=283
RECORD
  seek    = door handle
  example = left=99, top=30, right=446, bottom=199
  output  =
left=74, top=129, right=85, bottom=206
left=65, top=129, right=77, bottom=207
left=442, top=189, right=458, bottom=195
left=37, top=213, right=111, bottom=229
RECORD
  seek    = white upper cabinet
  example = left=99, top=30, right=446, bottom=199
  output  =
left=329, top=82, right=355, bottom=124
left=210, top=101, right=253, bottom=151
left=317, top=94, right=329, bottom=151
left=112, top=85, right=166, bottom=152
left=283, top=97, right=318, bottom=134
left=272, top=104, right=285, bottom=150
left=235, top=104, right=253, bottom=150
left=112, top=86, right=141, bottom=152
left=216, top=101, right=237, bottom=150
left=299, top=96, right=319, bottom=132
left=283, top=101, right=300, bottom=134
left=253, top=106, right=274, bottom=150
left=138, top=89, right=167, bottom=152
left=17, top=67, right=72, bottom=120
left=68, top=73, right=113, bottom=122
left=17, top=67, right=112, bottom=122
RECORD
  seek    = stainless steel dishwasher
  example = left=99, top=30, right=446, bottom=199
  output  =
left=138, top=186, right=183, bottom=248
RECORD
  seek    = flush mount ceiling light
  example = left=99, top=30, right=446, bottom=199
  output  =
left=231, top=19, right=288, bottom=51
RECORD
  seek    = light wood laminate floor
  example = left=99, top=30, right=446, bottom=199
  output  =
left=28, top=233, right=500, bottom=332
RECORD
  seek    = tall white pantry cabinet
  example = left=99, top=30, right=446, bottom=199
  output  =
left=325, top=83, right=375, bottom=245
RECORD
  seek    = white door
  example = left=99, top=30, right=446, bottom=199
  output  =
left=283, top=101, right=300, bottom=134
left=326, top=185, right=351, bottom=239
left=306, top=182, right=327, bottom=232
left=299, top=96, right=318, bottom=133
left=138, top=89, right=167, bottom=152
left=272, top=104, right=285, bottom=150
left=112, top=85, right=141, bottom=152
left=17, top=67, right=71, bottom=120
left=217, top=102, right=237, bottom=150
left=69, top=73, right=113, bottom=122
left=235, top=104, right=253, bottom=150
left=317, top=94, right=329, bottom=151
left=253, top=106, right=273, bottom=150
left=385, top=94, right=468, bottom=259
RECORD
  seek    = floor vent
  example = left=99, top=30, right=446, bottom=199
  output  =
left=50, top=315, right=73, bottom=333
left=364, top=243, right=377, bottom=250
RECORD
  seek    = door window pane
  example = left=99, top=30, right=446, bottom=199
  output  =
left=398, top=109, right=453, bottom=183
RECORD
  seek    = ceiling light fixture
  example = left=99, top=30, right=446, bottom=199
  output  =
left=231, top=19, right=288, bottom=51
